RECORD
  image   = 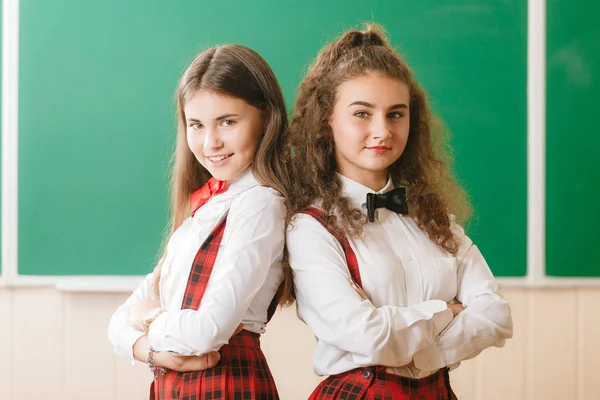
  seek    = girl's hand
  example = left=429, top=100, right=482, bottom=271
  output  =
left=128, top=298, right=162, bottom=330
left=133, top=335, right=221, bottom=372
left=154, top=351, right=221, bottom=372
left=448, top=302, right=465, bottom=317
left=146, top=324, right=243, bottom=372
left=156, top=323, right=243, bottom=372
left=233, top=323, right=244, bottom=335
left=132, top=322, right=244, bottom=372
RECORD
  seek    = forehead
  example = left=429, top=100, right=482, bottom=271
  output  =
left=336, top=73, right=410, bottom=105
left=184, top=90, right=255, bottom=117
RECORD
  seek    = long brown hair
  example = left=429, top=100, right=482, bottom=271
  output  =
left=153, top=45, right=291, bottom=298
left=283, top=25, right=471, bottom=301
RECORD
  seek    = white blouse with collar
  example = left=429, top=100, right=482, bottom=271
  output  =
left=108, top=168, right=286, bottom=362
left=287, top=174, right=513, bottom=379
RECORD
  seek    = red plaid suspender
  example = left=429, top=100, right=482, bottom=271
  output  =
left=183, top=211, right=283, bottom=317
left=181, top=211, right=229, bottom=310
left=301, top=207, right=363, bottom=288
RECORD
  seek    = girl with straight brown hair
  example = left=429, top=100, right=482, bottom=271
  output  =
left=109, top=44, right=290, bottom=399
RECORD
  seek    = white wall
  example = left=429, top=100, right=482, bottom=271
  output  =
left=0, top=287, right=599, bottom=400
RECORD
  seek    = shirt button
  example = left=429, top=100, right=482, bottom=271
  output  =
left=362, top=369, right=372, bottom=379
left=407, top=256, right=413, bottom=262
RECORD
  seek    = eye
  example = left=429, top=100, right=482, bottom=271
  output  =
left=221, top=119, right=236, bottom=127
left=388, top=112, right=404, bottom=119
left=354, top=111, right=369, bottom=118
left=189, top=122, right=203, bottom=130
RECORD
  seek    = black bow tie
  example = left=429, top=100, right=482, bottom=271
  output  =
left=362, top=187, right=408, bottom=222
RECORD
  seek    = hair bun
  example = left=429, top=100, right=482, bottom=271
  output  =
left=343, top=30, right=385, bottom=48
left=362, top=32, right=384, bottom=46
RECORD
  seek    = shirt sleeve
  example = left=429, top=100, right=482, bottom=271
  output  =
left=412, top=220, right=514, bottom=370
left=148, top=187, right=286, bottom=355
left=107, top=272, right=154, bottom=364
left=287, top=214, right=454, bottom=368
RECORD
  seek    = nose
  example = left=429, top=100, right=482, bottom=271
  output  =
left=203, top=127, right=223, bottom=150
left=371, top=114, right=392, bottom=140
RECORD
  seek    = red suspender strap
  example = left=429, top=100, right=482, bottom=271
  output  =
left=182, top=209, right=283, bottom=322
left=181, top=211, right=229, bottom=310
left=300, top=207, right=363, bottom=288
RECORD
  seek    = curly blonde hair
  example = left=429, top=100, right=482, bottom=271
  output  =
left=286, top=25, right=471, bottom=280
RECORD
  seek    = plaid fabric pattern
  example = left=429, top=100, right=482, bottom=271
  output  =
left=150, top=211, right=280, bottom=399
left=302, top=207, right=362, bottom=287
left=308, top=367, right=457, bottom=400
left=301, top=208, right=457, bottom=400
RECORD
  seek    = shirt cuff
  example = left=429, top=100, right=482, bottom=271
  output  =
left=431, top=302, right=454, bottom=335
left=441, top=335, right=499, bottom=364
left=412, top=338, right=445, bottom=371
left=412, top=333, right=499, bottom=371
left=119, top=328, right=146, bottom=366
left=400, top=299, right=453, bottom=336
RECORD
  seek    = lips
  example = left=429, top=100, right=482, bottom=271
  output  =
left=366, top=146, right=391, bottom=155
left=206, top=154, right=233, bottom=162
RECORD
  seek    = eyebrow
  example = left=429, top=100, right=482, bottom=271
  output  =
left=348, top=101, right=408, bottom=110
left=186, top=113, right=240, bottom=123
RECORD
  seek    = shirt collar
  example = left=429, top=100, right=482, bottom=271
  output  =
left=337, top=173, right=395, bottom=210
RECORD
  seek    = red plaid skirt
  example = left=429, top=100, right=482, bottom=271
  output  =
left=150, top=330, right=279, bottom=399
left=308, top=366, right=457, bottom=400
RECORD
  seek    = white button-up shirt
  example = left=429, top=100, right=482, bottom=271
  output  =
left=287, top=174, right=513, bottom=378
left=108, top=169, right=286, bottom=361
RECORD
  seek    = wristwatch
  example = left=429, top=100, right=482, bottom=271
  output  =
left=141, top=307, right=165, bottom=334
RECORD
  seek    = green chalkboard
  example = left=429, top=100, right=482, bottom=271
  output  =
left=18, top=0, right=527, bottom=276
left=546, top=0, right=600, bottom=276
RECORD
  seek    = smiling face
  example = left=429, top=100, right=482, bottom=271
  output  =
left=328, top=72, right=411, bottom=190
left=184, top=90, right=264, bottom=181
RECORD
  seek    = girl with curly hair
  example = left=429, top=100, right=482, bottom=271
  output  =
left=285, top=25, right=513, bottom=399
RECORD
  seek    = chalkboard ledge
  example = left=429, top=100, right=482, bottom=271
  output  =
left=498, top=277, right=600, bottom=288
left=1, top=276, right=600, bottom=292
left=0, top=276, right=147, bottom=292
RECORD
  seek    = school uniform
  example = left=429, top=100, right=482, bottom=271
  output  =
left=108, top=168, right=284, bottom=399
left=286, top=174, right=513, bottom=399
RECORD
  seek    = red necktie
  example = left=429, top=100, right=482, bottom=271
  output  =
left=190, top=177, right=226, bottom=216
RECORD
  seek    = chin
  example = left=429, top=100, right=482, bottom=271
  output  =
left=209, top=167, right=248, bottom=182
left=208, top=171, right=234, bottom=181
left=360, top=161, right=394, bottom=173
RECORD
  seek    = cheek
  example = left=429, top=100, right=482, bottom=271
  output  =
left=234, top=128, right=261, bottom=158
left=393, top=122, right=410, bottom=143
left=332, top=119, right=367, bottom=146
left=333, top=133, right=363, bottom=164
left=186, top=132, right=202, bottom=155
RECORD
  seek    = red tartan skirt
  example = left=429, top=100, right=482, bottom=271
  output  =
left=308, top=366, right=457, bottom=400
left=150, top=330, right=279, bottom=400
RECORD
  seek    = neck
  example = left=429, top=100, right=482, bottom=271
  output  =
left=338, top=168, right=388, bottom=192
left=225, top=166, right=253, bottom=186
